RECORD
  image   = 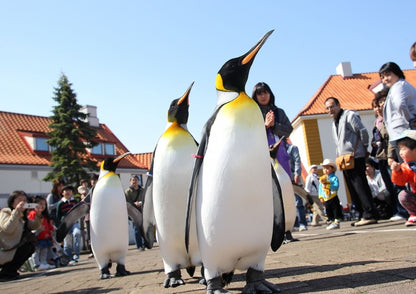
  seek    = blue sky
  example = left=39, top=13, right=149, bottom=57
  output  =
left=1, top=1, right=415, bottom=154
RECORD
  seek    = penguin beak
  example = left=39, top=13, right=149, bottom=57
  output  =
left=113, top=152, right=131, bottom=163
left=241, top=30, right=274, bottom=65
left=177, top=81, right=194, bottom=106
left=216, top=30, right=274, bottom=93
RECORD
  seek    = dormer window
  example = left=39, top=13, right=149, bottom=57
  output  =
left=90, top=143, right=116, bottom=155
left=20, top=132, right=53, bottom=153
left=35, top=137, right=49, bottom=151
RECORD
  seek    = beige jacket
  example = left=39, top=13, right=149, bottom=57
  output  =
left=0, top=208, right=42, bottom=265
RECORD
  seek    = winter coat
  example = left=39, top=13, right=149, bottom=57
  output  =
left=332, top=109, right=369, bottom=158
left=383, top=79, right=416, bottom=141
left=391, top=162, right=416, bottom=193
left=0, top=208, right=42, bottom=265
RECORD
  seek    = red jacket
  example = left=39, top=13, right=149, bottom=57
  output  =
left=28, top=210, right=54, bottom=240
left=391, top=162, right=416, bottom=193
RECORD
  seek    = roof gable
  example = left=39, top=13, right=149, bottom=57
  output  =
left=0, top=111, right=146, bottom=169
left=294, top=69, right=416, bottom=120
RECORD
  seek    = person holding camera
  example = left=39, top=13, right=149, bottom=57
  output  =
left=0, top=190, right=43, bottom=281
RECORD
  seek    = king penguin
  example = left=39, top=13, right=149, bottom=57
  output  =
left=90, top=152, right=132, bottom=279
left=142, top=83, right=201, bottom=288
left=185, top=30, right=285, bottom=294
left=270, top=142, right=297, bottom=241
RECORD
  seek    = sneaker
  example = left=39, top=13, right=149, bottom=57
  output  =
left=326, top=222, right=340, bottom=230
left=68, top=259, right=78, bottom=265
left=405, top=215, right=416, bottom=226
left=299, top=225, right=308, bottom=231
left=73, top=255, right=79, bottom=260
left=354, top=218, right=377, bottom=227
left=390, top=214, right=406, bottom=221
left=37, top=263, right=50, bottom=271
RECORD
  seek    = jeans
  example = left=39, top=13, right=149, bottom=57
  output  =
left=64, top=222, right=81, bottom=258
left=294, top=194, right=307, bottom=227
left=134, top=224, right=144, bottom=248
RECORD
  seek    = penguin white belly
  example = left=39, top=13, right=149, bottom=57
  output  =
left=90, top=174, right=128, bottom=269
left=153, top=129, right=200, bottom=273
left=196, top=105, right=273, bottom=280
left=272, top=159, right=296, bottom=231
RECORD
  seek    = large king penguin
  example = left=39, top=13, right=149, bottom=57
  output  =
left=185, top=30, right=285, bottom=294
left=90, top=152, right=132, bottom=279
left=142, top=83, right=201, bottom=288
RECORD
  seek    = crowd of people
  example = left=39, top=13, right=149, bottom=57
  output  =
left=1, top=43, right=416, bottom=283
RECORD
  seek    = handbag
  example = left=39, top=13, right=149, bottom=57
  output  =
left=336, top=139, right=359, bottom=171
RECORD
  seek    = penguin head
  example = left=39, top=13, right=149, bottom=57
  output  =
left=167, top=82, right=194, bottom=124
left=100, top=152, right=132, bottom=173
left=215, top=30, right=274, bottom=93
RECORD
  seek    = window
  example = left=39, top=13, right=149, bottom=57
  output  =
left=35, top=137, right=49, bottom=152
left=91, top=143, right=103, bottom=155
left=104, top=143, right=115, bottom=155
left=90, top=142, right=116, bottom=155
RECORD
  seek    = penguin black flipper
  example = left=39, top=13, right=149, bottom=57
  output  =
left=126, top=200, right=145, bottom=238
left=185, top=107, right=222, bottom=252
left=56, top=200, right=90, bottom=242
left=142, top=149, right=156, bottom=249
left=270, top=164, right=285, bottom=252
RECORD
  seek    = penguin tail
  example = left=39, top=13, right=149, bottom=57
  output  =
left=186, top=266, right=195, bottom=277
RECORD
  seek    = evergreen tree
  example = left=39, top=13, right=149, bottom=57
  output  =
left=44, top=74, right=99, bottom=185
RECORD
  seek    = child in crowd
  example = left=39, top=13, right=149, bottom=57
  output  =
left=304, top=164, right=327, bottom=226
left=56, top=185, right=81, bottom=264
left=319, top=159, right=343, bottom=230
left=390, top=130, right=416, bottom=226
left=28, top=196, right=58, bottom=270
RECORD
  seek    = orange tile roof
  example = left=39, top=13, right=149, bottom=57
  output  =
left=0, top=111, right=147, bottom=170
left=133, top=152, right=153, bottom=170
left=294, top=69, right=416, bottom=121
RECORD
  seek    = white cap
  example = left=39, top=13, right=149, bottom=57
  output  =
left=320, top=159, right=337, bottom=171
left=308, top=164, right=318, bottom=171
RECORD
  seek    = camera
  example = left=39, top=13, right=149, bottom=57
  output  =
left=24, top=203, right=38, bottom=209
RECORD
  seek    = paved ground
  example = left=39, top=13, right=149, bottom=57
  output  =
left=1, top=219, right=415, bottom=294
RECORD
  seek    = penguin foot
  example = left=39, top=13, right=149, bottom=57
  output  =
left=163, top=269, right=184, bottom=288
left=243, top=268, right=280, bottom=294
left=115, top=264, right=131, bottom=277
left=100, top=266, right=111, bottom=280
left=186, top=265, right=195, bottom=277
left=199, top=265, right=207, bottom=285
left=222, top=271, right=234, bottom=285
left=206, top=276, right=231, bottom=294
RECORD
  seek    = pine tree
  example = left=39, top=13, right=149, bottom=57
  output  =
left=44, top=74, right=99, bottom=185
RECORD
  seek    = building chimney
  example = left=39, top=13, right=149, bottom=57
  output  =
left=80, top=105, right=100, bottom=128
left=336, top=62, right=353, bottom=78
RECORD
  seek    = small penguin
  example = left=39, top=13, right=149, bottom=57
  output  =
left=90, top=152, right=132, bottom=279
left=185, top=30, right=284, bottom=294
left=142, top=83, right=201, bottom=288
